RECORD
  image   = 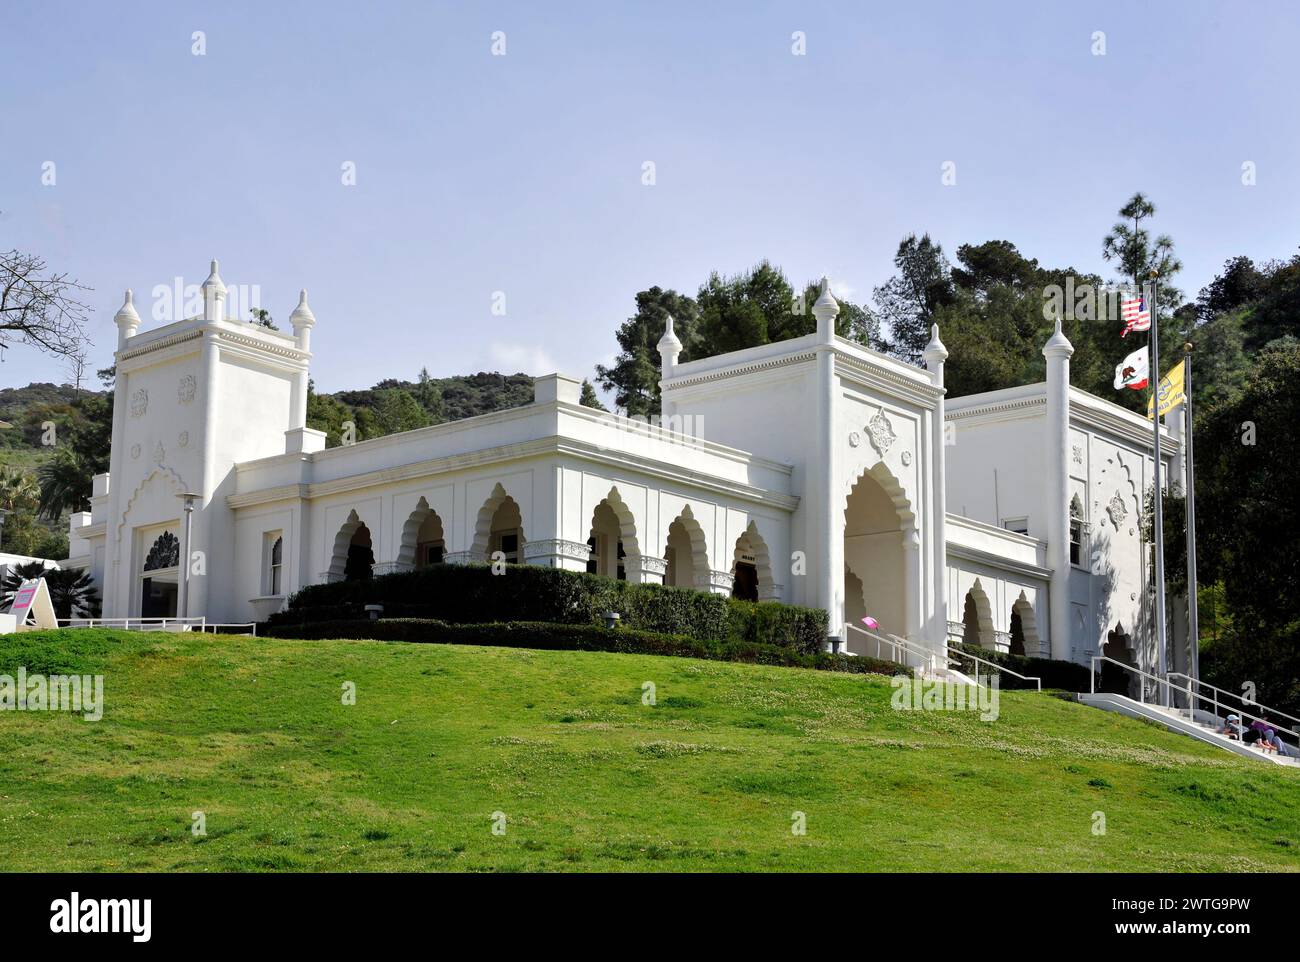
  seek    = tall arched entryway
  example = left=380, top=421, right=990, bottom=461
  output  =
left=961, top=580, right=995, bottom=649
left=730, top=522, right=774, bottom=602
left=842, top=467, right=910, bottom=636
left=472, top=484, right=525, bottom=564
left=1101, top=624, right=1138, bottom=697
left=1009, top=592, right=1040, bottom=657
left=588, top=493, right=638, bottom=580
left=663, top=507, right=708, bottom=589
left=140, top=529, right=180, bottom=617
left=398, top=498, right=445, bottom=568
left=327, top=510, right=374, bottom=582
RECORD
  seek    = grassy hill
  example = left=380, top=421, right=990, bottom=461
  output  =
left=1, top=629, right=1297, bottom=872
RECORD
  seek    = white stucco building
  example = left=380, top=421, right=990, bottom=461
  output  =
left=66, top=259, right=1191, bottom=678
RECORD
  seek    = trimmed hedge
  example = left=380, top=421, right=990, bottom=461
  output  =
left=951, top=642, right=1092, bottom=692
left=263, top=617, right=896, bottom=676
left=275, top=563, right=828, bottom=655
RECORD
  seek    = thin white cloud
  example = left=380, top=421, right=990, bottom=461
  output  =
left=488, top=340, right=558, bottom=376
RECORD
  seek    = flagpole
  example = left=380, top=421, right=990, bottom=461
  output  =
left=1148, top=271, right=1169, bottom=705
left=1183, top=343, right=1200, bottom=686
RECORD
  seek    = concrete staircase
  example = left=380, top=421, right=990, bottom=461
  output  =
left=1078, top=691, right=1300, bottom=767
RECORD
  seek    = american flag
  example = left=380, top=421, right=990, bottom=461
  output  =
left=1120, top=293, right=1150, bottom=336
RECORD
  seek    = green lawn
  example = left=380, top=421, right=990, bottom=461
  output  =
left=0, top=629, right=1297, bottom=872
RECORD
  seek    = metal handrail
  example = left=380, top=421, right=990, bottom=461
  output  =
left=52, top=617, right=257, bottom=636
left=845, top=623, right=940, bottom=673
left=1091, top=655, right=1298, bottom=750
left=946, top=643, right=1042, bottom=691
left=1167, top=671, right=1300, bottom=730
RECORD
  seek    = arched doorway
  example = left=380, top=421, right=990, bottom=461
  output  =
left=730, top=523, right=775, bottom=602
left=140, top=529, right=180, bottom=617
left=1009, top=592, right=1040, bottom=657
left=961, top=581, right=996, bottom=649
left=344, top=524, right=374, bottom=581
left=587, top=500, right=627, bottom=580
left=1102, top=624, right=1138, bottom=697
left=470, top=484, right=526, bottom=564
left=663, top=508, right=708, bottom=588
left=397, top=499, right=445, bottom=569
left=843, top=466, right=910, bottom=636
left=326, top=511, right=374, bottom=582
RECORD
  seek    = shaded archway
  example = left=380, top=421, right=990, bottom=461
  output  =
left=1101, top=623, right=1138, bottom=697
left=327, top=510, right=374, bottom=582
left=843, top=464, right=912, bottom=636
left=471, top=484, right=525, bottom=563
left=961, top=579, right=996, bottom=649
left=398, top=497, right=445, bottom=568
left=663, top=506, right=708, bottom=589
left=587, top=489, right=640, bottom=580
left=731, top=522, right=775, bottom=602
left=1009, top=591, right=1040, bottom=657
left=140, top=529, right=180, bottom=618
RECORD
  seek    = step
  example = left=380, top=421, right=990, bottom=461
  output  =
left=1078, top=692, right=1300, bottom=766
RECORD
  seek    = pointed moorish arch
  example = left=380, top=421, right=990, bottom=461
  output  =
left=731, top=520, right=776, bottom=601
left=663, top=504, right=710, bottom=589
left=327, top=509, right=373, bottom=580
left=962, top=577, right=997, bottom=649
left=1009, top=590, right=1041, bottom=656
left=590, top=486, right=642, bottom=571
left=397, top=497, right=445, bottom=568
left=470, top=483, right=525, bottom=560
left=842, top=459, right=915, bottom=636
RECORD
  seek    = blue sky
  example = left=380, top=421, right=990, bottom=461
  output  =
left=3, top=0, right=1297, bottom=395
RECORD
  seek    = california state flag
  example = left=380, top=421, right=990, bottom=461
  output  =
left=1113, top=346, right=1149, bottom=391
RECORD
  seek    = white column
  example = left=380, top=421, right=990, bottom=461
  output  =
left=189, top=330, right=222, bottom=618
left=923, top=325, right=949, bottom=653
left=1043, top=319, right=1074, bottom=661
left=812, top=279, right=842, bottom=648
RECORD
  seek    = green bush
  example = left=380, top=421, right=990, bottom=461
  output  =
left=951, top=642, right=1091, bottom=692
left=276, top=563, right=828, bottom=653
left=263, top=617, right=890, bottom=676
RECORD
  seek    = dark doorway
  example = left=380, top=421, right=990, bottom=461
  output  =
left=1009, top=609, right=1026, bottom=656
left=732, top=561, right=759, bottom=602
left=141, top=577, right=178, bottom=618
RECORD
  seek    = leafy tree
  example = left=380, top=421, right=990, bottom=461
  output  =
left=579, top=379, right=607, bottom=411
left=306, top=380, right=355, bottom=447
left=0, top=560, right=100, bottom=618
left=414, top=367, right=445, bottom=423
left=1101, top=192, right=1183, bottom=312
left=596, top=287, right=700, bottom=417
left=1249, top=252, right=1300, bottom=349
left=1194, top=340, right=1300, bottom=716
left=872, top=234, right=955, bottom=361
left=362, top=388, right=430, bottom=438
left=1197, top=256, right=1267, bottom=321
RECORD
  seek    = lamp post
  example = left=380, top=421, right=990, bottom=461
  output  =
left=176, top=493, right=199, bottom=619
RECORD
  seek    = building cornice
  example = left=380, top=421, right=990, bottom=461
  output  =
left=227, top=436, right=799, bottom=512
left=118, top=321, right=309, bottom=367
left=946, top=541, right=1054, bottom=582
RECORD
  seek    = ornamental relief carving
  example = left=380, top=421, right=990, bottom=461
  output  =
left=129, top=388, right=149, bottom=417
left=177, top=375, right=197, bottom=404
left=866, top=410, right=896, bottom=456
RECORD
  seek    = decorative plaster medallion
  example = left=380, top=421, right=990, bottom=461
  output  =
left=177, top=375, right=197, bottom=404
left=129, top=388, right=149, bottom=417
left=1072, top=444, right=1083, bottom=465
left=900, top=450, right=912, bottom=466
left=848, top=431, right=861, bottom=448
left=130, top=443, right=141, bottom=460
left=866, top=411, right=896, bottom=456
left=1106, top=491, right=1127, bottom=526
left=153, top=442, right=166, bottom=464
left=178, top=431, right=190, bottom=448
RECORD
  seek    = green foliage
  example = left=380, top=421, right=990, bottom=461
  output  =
left=0, top=560, right=100, bottom=618
left=596, top=286, right=701, bottom=417
left=1101, top=191, right=1183, bottom=310
left=578, top=379, right=606, bottom=411
left=263, top=617, right=889, bottom=675
left=872, top=233, right=956, bottom=361
left=275, top=562, right=828, bottom=653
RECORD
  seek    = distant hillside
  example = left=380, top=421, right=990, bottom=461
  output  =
left=330, top=372, right=535, bottom=424
left=0, top=382, right=97, bottom=449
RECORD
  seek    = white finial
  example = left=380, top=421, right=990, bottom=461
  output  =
left=202, top=258, right=226, bottom=293
left=202, top=258, right=227, bottom=321
left=1043, top=317, right=1074, bottom=358
left=114, top=289, right=140, bottom=327
left=290, top=288, right=316, bottom=329
left=923, top=323, right=948, bottom=361
left=812, top=276, right=839, bottom=341
left=656, top=314, right=682, bottom=354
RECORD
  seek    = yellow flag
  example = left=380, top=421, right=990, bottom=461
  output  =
left=1147, top=359, right=1187, bottom=419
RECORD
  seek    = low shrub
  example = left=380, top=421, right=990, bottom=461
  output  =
left=263, top=617, right=892, bottom=676
left=275, top=563, right=828, bottom=653
left=952, top=642, right=1092, bottom=692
